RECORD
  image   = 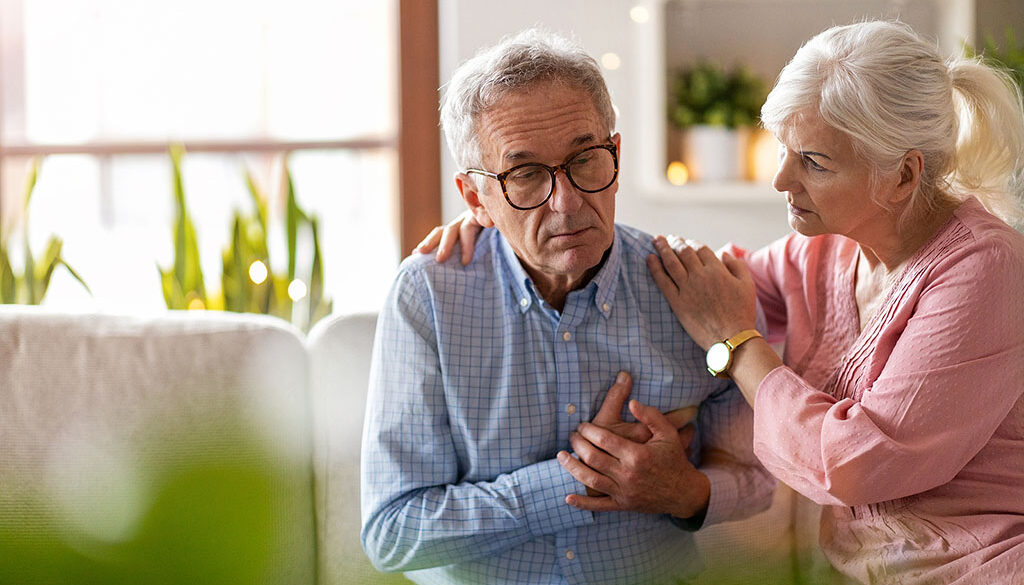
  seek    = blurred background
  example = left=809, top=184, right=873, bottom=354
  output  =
left=0, top=0, right=1022, bottom=328
left=1, top=2, right=1023, bottom=584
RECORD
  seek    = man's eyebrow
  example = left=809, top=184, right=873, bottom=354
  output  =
left=503, top=134, right=600, bottom=163
left=570, top=133, right=598, bottom=148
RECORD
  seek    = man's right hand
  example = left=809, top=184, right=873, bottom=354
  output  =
left=592, top=371, right=697, bottom=444
left=580, top=371, right=697, bottom=497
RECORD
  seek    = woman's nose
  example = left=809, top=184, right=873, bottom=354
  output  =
left=772, top=149, right=798, bottom=194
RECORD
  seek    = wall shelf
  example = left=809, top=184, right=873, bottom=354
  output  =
left=639, top=180, right=778, bottom=205
left=629, top=0, right=976, bottom=205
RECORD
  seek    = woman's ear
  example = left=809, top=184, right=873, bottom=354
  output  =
left=894, top=149, right=924, bottom=203
left=455, top=172, right=496, bottom=228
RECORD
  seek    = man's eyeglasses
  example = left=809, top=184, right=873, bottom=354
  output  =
left=466, top=143, right=619, bottom=210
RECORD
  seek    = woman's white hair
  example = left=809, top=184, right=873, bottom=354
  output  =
left=439, top=28, right=616, bottom=170
left=761, top=20, right=1024, bottom=227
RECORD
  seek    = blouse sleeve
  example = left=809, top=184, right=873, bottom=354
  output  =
left=752, top=236, right=1024, bottom=507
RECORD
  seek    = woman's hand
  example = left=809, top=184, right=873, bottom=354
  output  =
left=412, top=210, right=483, bottom=266
left=646, top=235, right=758, bottom=350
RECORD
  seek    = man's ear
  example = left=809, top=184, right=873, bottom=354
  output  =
left=893, top=149, right=924, bottom=204
left=455, top=172, right=496, bottom=228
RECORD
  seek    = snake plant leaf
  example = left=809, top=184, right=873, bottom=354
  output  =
left=306, top=216, right=331, bottom=327
left=0, top=244, right=15, bottom=303
left=34, top=237, right=63, bottom=305
left=183, top=215, right=206, bottom=300
left=22, top=158, right=40, bottom=211
left=159, top=263, right=185, bottom=309
left=170, top=144, right=188, bottom=288
left=284, top=167, right=299, bottom=281
left=56, top=258, right=91, bottom=296
left=23, top=233, right=36, bottom=305
left=222, top=214, right=245, bottom=313
left=243, top=168, right=269, bottom=236
left=160, top=144, right=207, bottom=310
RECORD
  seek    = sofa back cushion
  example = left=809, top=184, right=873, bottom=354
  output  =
left=306, top=312, right=381, bottom=585
left=0, top=307, right=316, bottom=585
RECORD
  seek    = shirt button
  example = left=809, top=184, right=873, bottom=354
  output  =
left=565, top=549, right=576, bottom=560
left=567, top=403, right=577, bottom=415
left=602, top=302, right=610, bottom=312
left=520, top=298, right=528, bottom=307
left=562, top=331, right=572, bottom=341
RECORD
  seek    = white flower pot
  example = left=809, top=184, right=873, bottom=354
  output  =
left=681, top=125, right=749, bottom=182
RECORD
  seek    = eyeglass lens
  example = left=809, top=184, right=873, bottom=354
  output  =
left=504, top=147, right=616, bottom=209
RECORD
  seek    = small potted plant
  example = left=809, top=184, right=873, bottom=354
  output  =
left=669, top=61, right=767, bottom=182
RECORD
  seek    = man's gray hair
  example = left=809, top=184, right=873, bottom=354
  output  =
left=439, top=28, right=616, bottom=170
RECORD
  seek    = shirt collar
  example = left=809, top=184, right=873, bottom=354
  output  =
left=495, top=227, right=620, bottom=319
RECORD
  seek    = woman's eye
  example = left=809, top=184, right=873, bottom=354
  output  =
left=804, top=156, right=827, bottom=171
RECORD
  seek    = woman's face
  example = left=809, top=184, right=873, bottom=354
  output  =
left=772, top=111, right=889, bottom=240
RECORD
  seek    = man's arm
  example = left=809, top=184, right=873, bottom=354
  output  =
left=559, top=373, right=775, bottom=527
left=359, top=268, right=593, bottom=572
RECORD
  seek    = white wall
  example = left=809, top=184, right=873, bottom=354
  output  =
left=435, top=0, right=979, bottom=251
left=437, top=0, right=790, bottom=251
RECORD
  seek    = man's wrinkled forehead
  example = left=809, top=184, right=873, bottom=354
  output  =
left=476, top=82, right=607, bottom=164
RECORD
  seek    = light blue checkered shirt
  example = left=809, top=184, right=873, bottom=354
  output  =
left=361, top=224, right=774, bottom=585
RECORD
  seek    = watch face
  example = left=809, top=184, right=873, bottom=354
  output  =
left=706, top=342, right=731, bottom=372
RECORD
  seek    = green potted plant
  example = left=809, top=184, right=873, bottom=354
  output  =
left=669, top=61, right=767, bottom=182
left=158, top=145, right=332, bottom=332
left=0, top=158, right=90, bottom=304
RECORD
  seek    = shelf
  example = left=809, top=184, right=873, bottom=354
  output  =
left=627, top=0, right=975, bottom=206
left=638, top=180, right=779, bottom=204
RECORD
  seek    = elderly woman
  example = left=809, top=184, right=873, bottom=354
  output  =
left=419, top=20, right=1024, bottom=584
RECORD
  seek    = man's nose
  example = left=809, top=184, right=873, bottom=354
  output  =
left=547, top=168, right=583, bottom=213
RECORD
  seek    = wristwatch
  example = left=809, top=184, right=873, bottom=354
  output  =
left=705, top=329, right=763, bottom=378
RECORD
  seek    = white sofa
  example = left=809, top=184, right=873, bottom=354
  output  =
left=0, top=306, right=830, bottom=585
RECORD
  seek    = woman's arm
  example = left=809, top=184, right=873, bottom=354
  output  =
left=646, top=235, right=783, bottom=405
left=753, top=241, right=1024, bottom=506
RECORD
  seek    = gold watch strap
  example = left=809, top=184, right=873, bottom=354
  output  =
left=724, top=329, right=763, bottom=351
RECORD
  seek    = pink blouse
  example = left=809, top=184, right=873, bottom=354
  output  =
left=746, top=197, right=1024, bottom=584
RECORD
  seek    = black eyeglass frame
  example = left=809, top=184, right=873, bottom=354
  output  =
left=465, top=143, right=619, bottom=210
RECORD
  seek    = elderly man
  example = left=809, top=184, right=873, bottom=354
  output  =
left=360, top=29, right=773, bottom=584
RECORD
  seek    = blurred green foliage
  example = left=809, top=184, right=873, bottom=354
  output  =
left=158, top=145, right=332, bottom=331
left=967, top=27, right=1024, bottom=109
left=0, top=427, right=303, bottom=585
left=0, top=158, right=90, bottom=304
left=669, top=61, right=768, bottom=129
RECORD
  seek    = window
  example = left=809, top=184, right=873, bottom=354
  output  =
left=0, top=0, right=422, bottom=318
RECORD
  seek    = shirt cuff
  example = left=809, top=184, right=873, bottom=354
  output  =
left=517, top=458, right=594, bottom=537
left=692, top=467, right=739, bottom=528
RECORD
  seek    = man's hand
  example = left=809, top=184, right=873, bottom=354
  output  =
left=557, top=398, right=709, bottom=519
left=592, top=372, right=697, bottom=443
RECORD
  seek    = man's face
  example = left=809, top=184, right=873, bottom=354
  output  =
left=458, top=81, right=619, bottom=294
